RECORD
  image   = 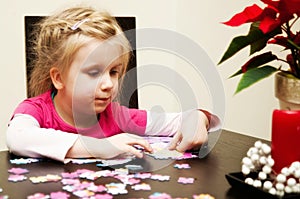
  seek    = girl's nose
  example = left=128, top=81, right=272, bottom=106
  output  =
left=99, top=73, right=114, bottom=91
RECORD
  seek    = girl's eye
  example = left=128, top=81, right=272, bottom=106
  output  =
left=110, top=69, right=120, bottom=77
left=87, top=70, right=101, bottom=77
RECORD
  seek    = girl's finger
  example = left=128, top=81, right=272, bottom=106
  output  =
left=175, top=138, right=191, bottom=152
left=168, top=132, right=182, bottom=150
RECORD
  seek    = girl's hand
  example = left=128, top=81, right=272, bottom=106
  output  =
left=106, top=133, right=153, bottom=158
left=67, top=133, right=153, bottom=159
left=168, top=110, right=209, bottom=152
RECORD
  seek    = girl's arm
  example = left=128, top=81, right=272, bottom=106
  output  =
left=6, top=114, right=152, bottom=162
left=145, top=109, right=221, bottom=152
left=145, top=109, right=221, bottom=136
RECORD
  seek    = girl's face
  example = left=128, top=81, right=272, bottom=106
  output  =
left=63, top=39, right=124, bottom=118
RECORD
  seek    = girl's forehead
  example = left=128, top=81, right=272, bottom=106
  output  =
left=75, top=39, right=123, bottom=68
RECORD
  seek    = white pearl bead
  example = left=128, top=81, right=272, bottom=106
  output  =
left=258, top=171, right=267, bottom=180
left=281, top=167, right=290, bottom=176
left=262, top=165, right=272, bottom=174
left=285, top=186, right=293, bottom=193
left=291, top=161, right=300, bottom=169
left=261, top=143, right=271, bottom=155
left=287, top=178, right=297, bottom=187
left=276, top=174, right=286, bottom=183
left=275, top=183, right=285, bottom=191
left=253, top=180, right=262, bottom=188
left=263, top=181, right=273, bottom=190
left=245, top=177, right=254, bottom=185
left=267, top=157, right=275, bottom=167
left=269, top=188, right=277, bottom=195
left=251, top=154, right=259, bottom=162
left=242, top=157, right=252, bottom=166
left=276, top=190, right=285, bottom=197
left=247, top=147, right=258, bottom=157
left=289, top=166, right=296, bottom=174
left=292, top=184, right=300, bottom=193
left=259, top=156, right=267, bottom=165
left=242, top=165, right=251, bottom=175
left=254, top=140, right=262, bottom=149
left=293, top=169, right=300, bottom=178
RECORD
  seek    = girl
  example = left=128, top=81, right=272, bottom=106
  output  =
left=6, top=6, right=220, bottom=163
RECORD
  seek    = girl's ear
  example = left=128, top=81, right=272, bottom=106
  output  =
left=50, top=67, right=64, bottom=90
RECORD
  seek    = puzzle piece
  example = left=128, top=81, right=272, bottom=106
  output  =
left=105, top=182, right=128, bottom=195
left=27, top=193, right=49, bottom=199
left=29, top=174, right=61, bottom=183
left=8, top=167, right=29, bottom=175
left=147, top=148, right=184, bottom=159
left=174, top=163, right=191, bottom=169
left=10, top=158, right=40, bottom=164
left=133, top=172, right=152, bottom=179
left=177, top=177, right=195, bottom=184
left=150, top=174, right=170, bottom=181
left=8, top=174, right=27, bottom=182
left=149, top=192, right=172, bottom=199
left=92, top=193, right=113, bottom=199
left=131, top=183, right=151, bottom=191
left=50, top=191, right=70, bottom=199
left=193, top=194, right=215, bottom=199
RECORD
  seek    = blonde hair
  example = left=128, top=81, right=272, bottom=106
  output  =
left=29, top=6, right=131, bottom=97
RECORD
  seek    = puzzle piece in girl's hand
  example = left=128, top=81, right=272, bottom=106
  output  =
left=8, top=167, right=29, bottom=175
left=147, top=148, right=183, bottom=159
left=177, top=177, right=195, bottom=184
left=176, top=152, right=198, bottom=160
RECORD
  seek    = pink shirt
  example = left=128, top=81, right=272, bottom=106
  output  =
left=12, top=90, right=147, bottom=138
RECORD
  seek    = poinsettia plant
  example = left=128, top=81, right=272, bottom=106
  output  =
left=219, top=0, right=300, bottom=94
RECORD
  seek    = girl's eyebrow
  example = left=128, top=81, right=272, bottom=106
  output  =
left=81, top=63, right=102, bottom=71
left=81, top=62, right=122, bottom=71
left=111, top=63, right=123, bottom=69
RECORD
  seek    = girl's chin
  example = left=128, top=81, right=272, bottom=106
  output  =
left=93, top=105, right=108, bottom=114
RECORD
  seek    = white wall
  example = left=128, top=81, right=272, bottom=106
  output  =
left=0, top=0, right=278, bottom=151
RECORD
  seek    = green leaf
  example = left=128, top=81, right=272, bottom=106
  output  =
left=250, top=24, right=281, bottom=54
left=234, top=65, right=277, bottom=94
left=218, top=22, right=281, bottom=65
left=229, top=69, right=243, bottom=78
left=249, top=23, right=268, bottom=54
left=218, top=35, right=252, bottom=64
left=229, top=52, right=277, bottom=78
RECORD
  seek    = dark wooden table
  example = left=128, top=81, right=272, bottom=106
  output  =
left=0, top=130, right=268, bottom=199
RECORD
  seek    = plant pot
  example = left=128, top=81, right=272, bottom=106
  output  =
left=272, top=72, right=300, bottom=173
left=274, top=71, right=300, bottom=110
left=271, top=109, right=300, bottom=173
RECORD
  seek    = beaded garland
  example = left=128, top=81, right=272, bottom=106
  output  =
left=241, top=140, right=300, bottom=197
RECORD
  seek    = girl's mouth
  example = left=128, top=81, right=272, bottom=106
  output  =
left=95, top=97, right=110, bottom=103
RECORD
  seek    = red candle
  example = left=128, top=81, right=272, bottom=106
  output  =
left=271, top=109, right=300, bottom=173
